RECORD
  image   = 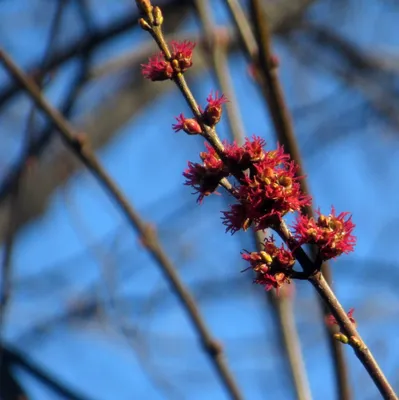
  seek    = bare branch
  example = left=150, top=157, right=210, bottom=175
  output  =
left=0, top=49, right=243, bottom=400
left=193, top=2, right=311, bottom=399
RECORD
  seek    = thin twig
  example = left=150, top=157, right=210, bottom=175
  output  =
left=225, top=1, right=352, bottom=398
left=0, top=0, right=69, bottom=381
left=136, top=4, right=396, bottom=399
left=0, top=49, right=243, bottom=400
left=276, top=221, right=398, bottom=400
left=0, top=0, right=189, bottom=110
left=193, top=2, right=311, bottom=399
left=2, top=344, right=94, bottom=400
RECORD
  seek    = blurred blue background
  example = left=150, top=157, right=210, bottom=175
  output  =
left=1, top=0, right=399, bottom=399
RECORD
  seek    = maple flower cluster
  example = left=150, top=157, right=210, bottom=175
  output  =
left=182, top=132, right=356, bottom=291
left=139, top=17, right=356, bottom=295
left=294, top=207, right=356, bottom=260
left=242, top=237, right=295, bottom=292
left=141, top=40, right=195, bottom=81
left=173, top=91, right=228, bottom=134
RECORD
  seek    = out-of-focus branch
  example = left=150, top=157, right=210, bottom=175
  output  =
left=0, top=3, right=191, bottom=244
left=225, top=1, right=351, bottom=399
left=61, top=187, right=183, bottom=400
left=2, top=344, right=93, bottom=400
left=0, top=0, right=189, bottom=110
left=193, top=2, right=311, bottom=399
left=294, top=23, right=399, bottom=131
left=0, top=0, right=329, bottom=246
left=0, top=349, right=28, bottom=400
left=0, top=49, right=243, bottom=400
left=0, top=0, right=70, bottom=382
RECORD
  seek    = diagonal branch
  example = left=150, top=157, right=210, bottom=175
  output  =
left=0, top=49, right=243, bottom=400
left=225, top=1, right=351, bottom=398
left=2, top=344, right=94, bottom=400
left=0, top=0, right=190, bottom=110
left=0, top=2, right=192, bottom=244
left=0, top=0, right=71, bottom=386
left=192, top=2, right=311, bottom=399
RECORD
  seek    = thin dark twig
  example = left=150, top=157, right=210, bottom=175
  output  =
left=0, top=0, right=189, bottom=110
left=136, top=3, right=395, bottom=399
left=225, top=1, right=351, bottom=398
left=0, top=0, right=93, bottom=214
left=0, top=49, right=243, bottom=400
left=61, top=187, right=183, bottom=399
left=193, top=2, right=311, bottom=399
left=2, top=345, right=94, bottom=400
left=277, top=221, right=398, bottom=400
left=0, top=0, right=69, bottom=382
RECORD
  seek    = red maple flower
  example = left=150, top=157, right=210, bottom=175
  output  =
left=243, top=135, right=266, bottom=163
left=242, top=237, right=295, bottom=272
left=183, top=143, right=229, bottom=203
left=326, top=308, right=356, bottom=328
left=142, top=40, right=195, bottom=80
left=242, top=237, right=295, bottom=292
left=172, top=113, right=202, bottom=135
left=170, top=40, right=195, bottom=73
left=235, top=160, right=310, bottom=231
left=202, top=91, right=228, bottom=126
left=141, top=54, right=173, bottom=81
left=222, top=203, right=252, bottom=234
left=223, top=136, right=266, bottom=171
left=293, top=206, right=356, bottom=260
left=221, top=141, right=311, bottom=233
left=254, top=274, right=281, bottom=291
left=200, top=142, right=223, bottom=170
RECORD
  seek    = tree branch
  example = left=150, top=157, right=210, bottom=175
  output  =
left=0, top=49, right=243, bottom=400
left=193, top=2, right=311, bottom=399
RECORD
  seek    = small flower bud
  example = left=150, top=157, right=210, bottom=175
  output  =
left=172, top=114, right=202, bottom=135
left=202, top=92, right=228, bottom=127
left=139, top=18, right=152, bottom=31
left=180, top=118, right=202, bottom=135
left=152, top=6, right=163, bottom=26
left=136, top=0, right=153, bottom=15
left=333, top=333, right=349, bottom=344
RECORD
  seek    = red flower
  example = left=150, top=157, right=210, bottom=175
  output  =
left=242, top=237, right=295, bottom=292
left=223, top=136, right=266, bottom=171
left=184, top=143, right=229, bottom=203
left=202, top=91, right=228, bottom=126
left=254, top=274, right=281, bottom=291
left=172, top=114, right=202, bottom=135
left=170, top=40, right=195, bottom=73
left=222, top=203, right=251, bottom=234
left=142, top=40, right=195, bottom=80
left=223, top=156, right=310, bottom=233
left=200, top=142, right=223, bottom=170
left=326, top=308, right=356, bottom=328
left=293, top=207, right=356, bottom=260
left=243, top=136, right=266, bottom=163
left=141, top=54, right=173, bottom=81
